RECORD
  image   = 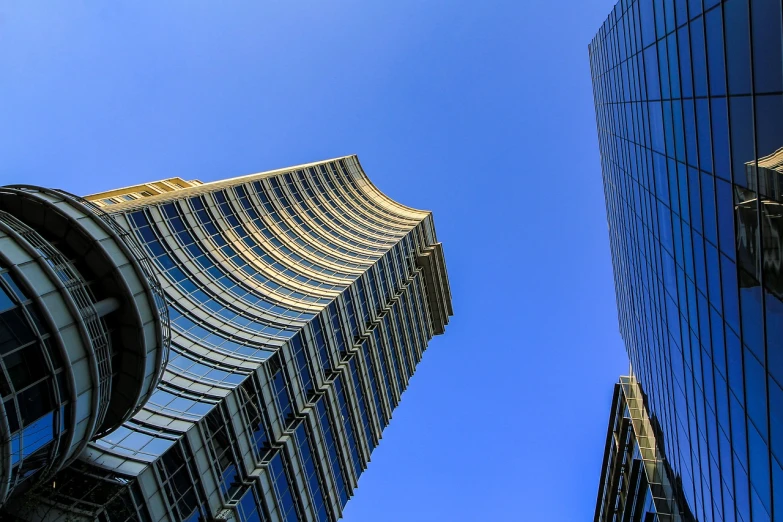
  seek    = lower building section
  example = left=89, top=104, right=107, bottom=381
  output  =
left=596, top=376, right=691, bottom=522
left=11, top=263, right=439, bottom=522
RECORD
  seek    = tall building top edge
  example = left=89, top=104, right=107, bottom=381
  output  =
left=345, top=155, right=433, bottom=217
left=84, top=155, right=357, bottom=208
left=82, top=155, right=433, bottom=225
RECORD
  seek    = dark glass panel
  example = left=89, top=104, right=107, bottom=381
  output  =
left=770, top=376, right=783, bottom=462
left=729, top=96, right=754, bottom=188
left=673, top=0, right=687, bottom=26
left=4, top=344, right=47, bottom=391
left=727, top=326, right=745, bottom=402
left=705, top=241, right=722, bottom=310
left=773, top=457, right=783, bottom=522
left=748, top=420, right=772, bottom=512
left=751, top=0, right=783, bottom=94
left=17, top=379, right=53, bottom=427
left=684, top=101, right=698, bottom=168
left=705, top=6, right=725, bottom=96
left=659, top=39, right=671, bottom=100
left=690, top=17, right=708, bottom=97
left=0, top=286, right=12, bottom=314
left=756, top=95, right=783, bottom=161
left=696, top=98, right=713, bottom=173
left=711, top=98, right=730, bottom=182
left=678, top=24, right=694, bottom=98
left=0, top=308, right=36, bottom=355
left=655, top=153, right=670, bottom=205
left=716, top=178, right=735, bottom=260
left=702, top=172, right=718, bottom=244
left=724, top=0, right=752, bottom=95
left=745, top=347, right=768, bottom=441
left=0, top=273, right=26, bottom=301
left=668, top=32, right=681, bottom=99
left=767, top=293, right=783, bottom=385
left=651, top=102, right=666, bottom=154
left=762, top=198, right=783, bottom=299
left=641, top=0, right=657, bottom=48
left=736, top=187, right=761, bottom=281
left=739, top=270, right=765, bottom=361
left=5, top=399, right=18, bottom=432
left=721, top=256, right=741, bottom=332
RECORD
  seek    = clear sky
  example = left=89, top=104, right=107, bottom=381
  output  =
left=0, top=1, right=627, bottom=520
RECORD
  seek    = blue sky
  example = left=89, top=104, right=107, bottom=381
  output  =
left=0, top=1, right=627, bottom=520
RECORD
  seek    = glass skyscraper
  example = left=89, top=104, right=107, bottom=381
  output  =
left=590, top=0, right=783, bottom=520
left=0, top=155, right=453, bottom=521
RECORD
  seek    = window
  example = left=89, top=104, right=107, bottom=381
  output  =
left=238, top=379, right=270, bottom=459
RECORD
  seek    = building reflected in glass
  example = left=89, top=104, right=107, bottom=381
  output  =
left=0, top=156, right=453, bottom=521
left=590, top=0, right=783, bottom=520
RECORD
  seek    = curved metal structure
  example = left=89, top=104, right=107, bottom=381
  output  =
left=0, top=186, right=169, bottom=505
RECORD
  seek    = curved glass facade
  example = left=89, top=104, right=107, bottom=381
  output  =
left=8, top=156, right=453, bottom=522
left=591, top=1, right=783, bottom=520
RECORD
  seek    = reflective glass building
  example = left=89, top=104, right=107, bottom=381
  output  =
left=1, top=156, right=453, bottom=521
left=590, top=0, right=783, bottom=520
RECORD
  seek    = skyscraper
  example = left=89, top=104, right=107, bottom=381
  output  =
left=0, top=155, right=453, bottom=521
left=590, top=1, right=783, bottom=520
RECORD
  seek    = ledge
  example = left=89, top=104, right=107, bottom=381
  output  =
left=415, top=242, right=453, bottom=335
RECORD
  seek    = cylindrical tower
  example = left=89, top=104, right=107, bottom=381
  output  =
left=0, top=186, right=169, bottom=505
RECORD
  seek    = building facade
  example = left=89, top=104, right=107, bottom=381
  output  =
left=590, top=0, right=783, bottom=520
left=0, top=155, right=452, bottom=521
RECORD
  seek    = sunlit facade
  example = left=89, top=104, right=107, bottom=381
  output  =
left=3, top=156, right=452, bottom=521
left=591, top=0, right=783, bottom=520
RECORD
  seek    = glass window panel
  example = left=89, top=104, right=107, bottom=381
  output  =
left=690, top=17, right=708, bottom=97
left=715, top=178, right=735, bottom=260
left=645, top=46, right=662, bottom=101
left=678, top=24, right=693, bottom=98
left=725, top=0, right=752, bottom=95
left=751, top=0, right=783, bottom=94
left=688, top=0, right=702, bottom=19
left=696, top=98, right=713, bottom=173
left=721, top=256, right=741, bottom=333
left=768, top=292, right=783, bottom=384
left=748, top=421, right=772, bottom=512
left=4, top=344, right=47, bottom=391
left=745, top=347, right=768, bottom=439
left=770, top=376, right=783, bottom=463
left=0, top=286, right=13, bottom=314
left=702, top=172, right=718, bottom=245
left=711, top=98, right=730, bottom=182
left=740, top=271, right=765, bottom=361
left=684, top=101, right=698, bottom=168
left=705, top=6, right=726, bottom=96
left=641, top=0, right=657, bottom=48
left=756, top=95, right=783, bottom=160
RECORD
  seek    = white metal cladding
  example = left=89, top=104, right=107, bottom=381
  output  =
left=18, top=157, right=452, bottom=522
